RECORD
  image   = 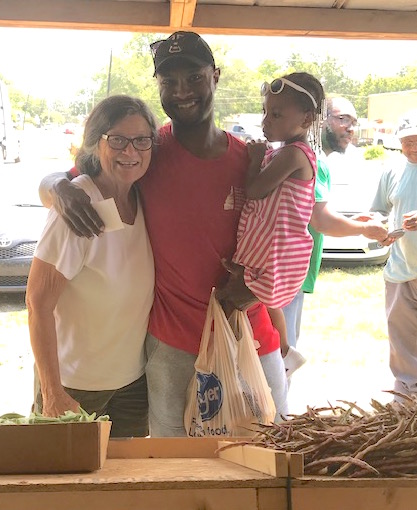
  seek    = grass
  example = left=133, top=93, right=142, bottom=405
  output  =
left=0, top=265, right=393, bottom=416
left=303, top=265, right=387, bottom=347
left=288, top=264, right=393, bottom=414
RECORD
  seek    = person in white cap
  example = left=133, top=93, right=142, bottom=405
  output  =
left=370, top=109, right=417, bottom=399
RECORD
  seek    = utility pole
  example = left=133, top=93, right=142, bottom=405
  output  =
left=107, top=50, right=113, bottom=97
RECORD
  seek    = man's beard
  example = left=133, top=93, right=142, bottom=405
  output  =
left=325, top=125, right=346, bottom=154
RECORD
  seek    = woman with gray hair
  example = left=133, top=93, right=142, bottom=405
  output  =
left=26, top=95, right=157, bottom=437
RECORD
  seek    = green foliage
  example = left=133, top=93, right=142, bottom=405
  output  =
left=364, top=145, right=385, bottom=160
left=257, top=59, right=284, bottom=81
left=215, top=58, right=262, bottom=124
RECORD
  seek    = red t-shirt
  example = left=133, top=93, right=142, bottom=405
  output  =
left=140, top=124, right=279, bottom=356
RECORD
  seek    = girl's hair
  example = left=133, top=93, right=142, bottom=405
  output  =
left=281, top=72, right=326, bottom=151
left=75, top=95, right=159, bottom=177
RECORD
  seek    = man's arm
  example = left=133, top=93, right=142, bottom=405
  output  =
left=38, top=171, right=104, bottom=237
left=310, top=201, right=388, bottom=241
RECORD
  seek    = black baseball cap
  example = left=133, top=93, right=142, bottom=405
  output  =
left=150, top=31, right=215, bottom=75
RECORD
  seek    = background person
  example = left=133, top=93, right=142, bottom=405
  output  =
left=322, top=96, right=359, bottom=158
left=38, top=31, right=288, bottom=436
left=370, top=110, right=417, bottom=400
left=27, top=95, right=156, bottom=437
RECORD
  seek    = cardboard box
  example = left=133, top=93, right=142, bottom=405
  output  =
left=0, top=420, right=111, bottom=474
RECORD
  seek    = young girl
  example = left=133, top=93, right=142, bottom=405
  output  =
left=229, top=72, right=325, bottom=377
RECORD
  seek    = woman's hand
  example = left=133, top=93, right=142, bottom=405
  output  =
left=42, top=388, right=81, bottom=418
left=52, top=179, right=104, bottom=237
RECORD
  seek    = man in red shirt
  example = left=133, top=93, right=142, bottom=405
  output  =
left=39, top=31, right=287, bottom=436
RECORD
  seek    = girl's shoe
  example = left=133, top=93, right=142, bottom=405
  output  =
left=283, top=346, right=307, bottom=378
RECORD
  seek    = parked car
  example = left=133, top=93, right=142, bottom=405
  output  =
left=0, top=203, right=48, bottom=292
left=321, top=159, right=390, bottom=266
left=227, top=124, right=254, bottom=143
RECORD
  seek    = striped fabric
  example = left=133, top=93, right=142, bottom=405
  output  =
left=233, top=141, right=316, bottom=309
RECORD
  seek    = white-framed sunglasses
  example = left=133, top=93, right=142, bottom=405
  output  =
left=261, top=78, right=317, bottom=109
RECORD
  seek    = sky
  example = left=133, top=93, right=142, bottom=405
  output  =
left=1, top=27, right=417, bottom=102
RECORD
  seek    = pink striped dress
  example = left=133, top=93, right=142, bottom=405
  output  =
left=232, top=141, right=316, bottom=309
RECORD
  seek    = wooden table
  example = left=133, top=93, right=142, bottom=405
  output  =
left=1, top=437, right=416, bottom=510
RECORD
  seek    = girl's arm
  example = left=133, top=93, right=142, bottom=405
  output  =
left=26, top=257, right=81, bottom=416
left=246, top=144, right=313, bottom=200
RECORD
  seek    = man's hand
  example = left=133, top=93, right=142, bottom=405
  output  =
left=403, top=210, right=417, bottom=231
left=216, top=259, right=259, bottom=315
left=359, top=220, right=390, bottom=242
left=52, top=179, right=104, bottom=238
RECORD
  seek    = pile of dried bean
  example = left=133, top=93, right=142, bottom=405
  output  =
left=249, top=391, right=417, bottom=478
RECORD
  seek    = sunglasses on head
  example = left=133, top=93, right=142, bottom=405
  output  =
left=261, top=78, right=317, bottom=109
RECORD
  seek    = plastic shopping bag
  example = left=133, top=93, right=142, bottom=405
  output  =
left=228, top=309, right=276, bottom=426
left=184, top=290, right=275, bottom=437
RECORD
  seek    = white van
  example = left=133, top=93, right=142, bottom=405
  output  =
left=0, top=80, right=20, bottom=163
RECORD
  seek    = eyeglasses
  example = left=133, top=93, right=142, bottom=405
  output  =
left=261, top=78, right=317, bottom=109
left=329, top=115, right=358, bottom=128
left=101, top=134, right=153, bottom=151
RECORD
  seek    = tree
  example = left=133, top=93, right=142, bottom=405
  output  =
left=215, top=57, right=262, bottom=125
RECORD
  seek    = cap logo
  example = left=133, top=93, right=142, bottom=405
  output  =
left=169, top=44, right=182, bottom=54
left=399, top=119, right=411, bottom=130
left=168, top=33, right=184, bottom=54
